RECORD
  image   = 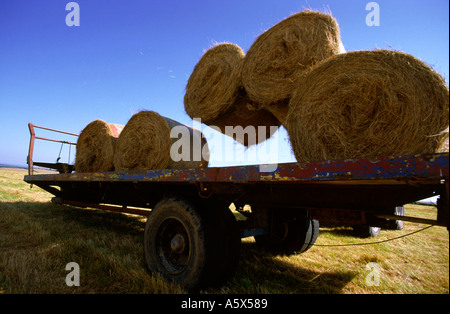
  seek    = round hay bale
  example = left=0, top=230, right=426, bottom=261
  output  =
left=242, top=10, right=343, bottom=107
left=114, top=111, right=209, bottom=171
left=114, top=111, right=172, bottom=171
left=208, top=92, right=281, bottom=146
left=75, top=120, right=124, bottom=173
left=184, top=43, right=245, bottom=123
left=286, top=50, right=450, bottom=162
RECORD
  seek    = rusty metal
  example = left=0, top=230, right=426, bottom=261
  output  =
left=24, top=153, right=449, bottom=184
left=27, top=123, right=78, bottom=175
left=52, top=198, right=151, bottom=217
left=310, top=208, right=367, bottom=225
left=24, top=152, right=449, bottom=228
left=374, top=213, right=446, bottom=227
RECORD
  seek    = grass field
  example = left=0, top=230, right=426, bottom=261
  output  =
left=0, top=167, right=448, bottom=294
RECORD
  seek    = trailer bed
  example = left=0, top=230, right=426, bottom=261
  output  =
left=24, top=153, right=449, bottom=227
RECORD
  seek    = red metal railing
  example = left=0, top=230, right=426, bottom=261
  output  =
left=27, top=123, right=79, bottom=175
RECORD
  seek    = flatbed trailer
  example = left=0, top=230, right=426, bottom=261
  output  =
left=23, top=124, right=449, bottom=289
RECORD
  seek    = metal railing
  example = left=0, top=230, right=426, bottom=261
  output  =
left=27, top=123, right=79, bottom=175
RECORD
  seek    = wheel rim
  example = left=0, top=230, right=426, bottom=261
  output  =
left=155, top=218, right=191, bottom=275
left=271, top=222, right=289, bottom=242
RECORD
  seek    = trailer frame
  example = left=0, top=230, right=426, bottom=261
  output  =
left=23, top=122, right=449, bottom=289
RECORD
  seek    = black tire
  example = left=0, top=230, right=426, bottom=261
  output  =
left=303, top=218, right=320, bottom=253
left=255, top=210, right=319, bottom=255
left=144, top=197, right=212, bottom=289
left=143, top=197, right=240, bottom=290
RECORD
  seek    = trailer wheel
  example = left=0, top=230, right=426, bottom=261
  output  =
left=303, top=218, right=320, bottom=252
left=255, top=211, right=319, bottom=255
left=143, top=197, right=240, bottom=290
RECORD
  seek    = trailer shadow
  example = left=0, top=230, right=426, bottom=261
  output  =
left=48, top=204, right=357, bottom=293
left=2, top=201, right=355, bottom=293
left=215, top=241, right=357, bottom=294
left=55, top=203, right=147, bottom=237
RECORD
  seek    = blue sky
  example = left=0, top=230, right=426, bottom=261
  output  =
left=0, top=0, right=448, bottom=168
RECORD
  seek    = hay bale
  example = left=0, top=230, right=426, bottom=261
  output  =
left=184, top=43, right=279, bottom=146
left=184, top=43, right=245, bottom=123
left=208, top=92, right=281, bottom=146
left=286, top=50, right=450, bottom=162
left=75, top=120, right=124, bottom=173
left=113, top=111, right=171, bottom=171
left=261, top=101, right=290, bottom=125
left=437, top=129, right=449, bottom=153
left=114, top=111, right=209, bottom=171
left=241, top=10, right=343, bottom=108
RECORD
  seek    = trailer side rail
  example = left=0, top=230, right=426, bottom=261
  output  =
left=27, top=123, right=78, bottom=175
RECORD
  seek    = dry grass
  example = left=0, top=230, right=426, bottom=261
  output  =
left=1, top=168, right=448, bottom=294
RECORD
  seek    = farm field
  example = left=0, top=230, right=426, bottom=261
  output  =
left=0, top=167, right=448, bottom=294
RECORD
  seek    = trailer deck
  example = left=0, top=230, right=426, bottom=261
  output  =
left=24, top=153, right=449, bottom=226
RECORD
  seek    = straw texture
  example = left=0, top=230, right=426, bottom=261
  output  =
left=242, top=11, right=343, bottom=109
left=114, top=111, right=209, bottom=171
left=184, top=43, right=245, bottom=123
left=75, top=120, right=123, bottom=173
left=286, top=50, right=449, bottom=162
left=113, top=111, right=171, bottom=171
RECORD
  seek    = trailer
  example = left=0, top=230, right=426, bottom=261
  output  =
left=24, top=123, right=449, bottom=289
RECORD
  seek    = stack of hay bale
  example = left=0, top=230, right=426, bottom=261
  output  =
left=75, top=111, right=209, bottom=172
left=183, top=43, right=281, bottom=146
left=184, top=10, right=449, bottom=162
left=184, top=11, right=344, bottom=144
left=76, top=10, right=449, bottom=173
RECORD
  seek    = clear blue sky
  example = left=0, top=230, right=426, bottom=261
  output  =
left=0, top=0, right=448, bottom=168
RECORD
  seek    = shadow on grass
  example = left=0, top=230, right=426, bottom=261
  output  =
left=8, top=201, right=147, bottom=237
left=1, top=201, right=187, bottom=293
left=2, top=201, right=356, bottom=294
left=208, top=241, right=357, bottom=294
left=55, top=203, right=146, bottom=237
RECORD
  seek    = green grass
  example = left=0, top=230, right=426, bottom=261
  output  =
left=0, top=168, right=448, bottom=294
